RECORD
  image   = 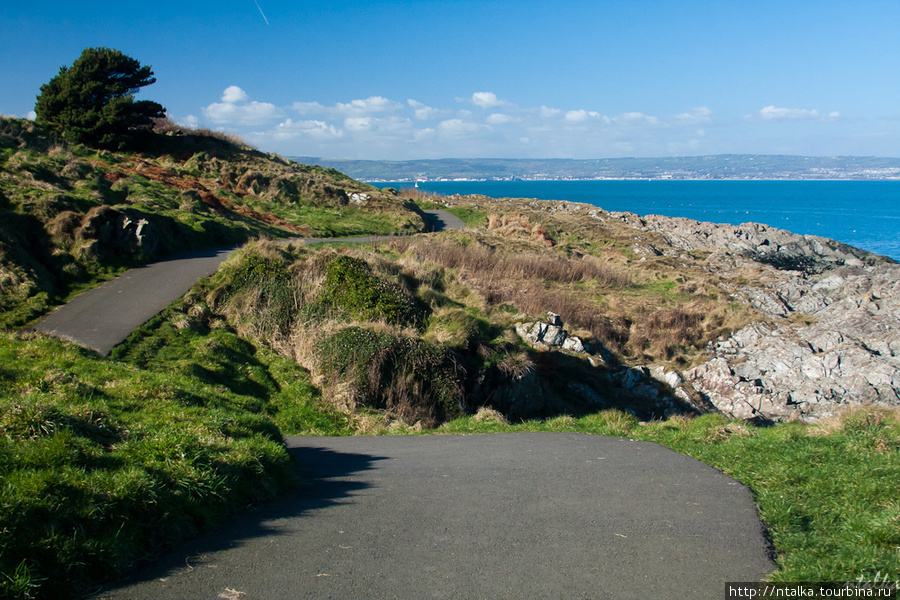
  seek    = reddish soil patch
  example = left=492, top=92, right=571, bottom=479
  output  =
left=93, top=156, right=306, bottom=233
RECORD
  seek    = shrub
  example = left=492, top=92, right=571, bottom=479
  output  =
left=315, top=327, right=462, bottom=426
left=323, top=255, right=424, bottom=327
left=216, top=248, right=299, bottom=338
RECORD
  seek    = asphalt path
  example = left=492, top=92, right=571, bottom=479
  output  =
left=91, top=433, right=773, bottom=600
left=31, top=210, right=462, bottom=355
left=39, top=206, right=774, bottom=599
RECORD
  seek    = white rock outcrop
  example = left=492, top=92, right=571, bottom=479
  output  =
left=515, top=312, right=590, bottom=355
left=610, top=211, right=900, bottom=421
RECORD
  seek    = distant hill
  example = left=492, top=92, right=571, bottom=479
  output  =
left=292, top=155, right=900, bottom=182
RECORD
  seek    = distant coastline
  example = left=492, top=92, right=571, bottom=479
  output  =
left=369, top=179, right=900, bottom=262
left=293, top=154, right=900, bottom=183
left=362, top=176, right=900, bottom=183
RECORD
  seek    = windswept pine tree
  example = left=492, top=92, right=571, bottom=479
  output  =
left=34, top=47, right=166, bottom=149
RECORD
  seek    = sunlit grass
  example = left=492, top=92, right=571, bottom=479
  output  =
left=0, top=310, right=352, bottom=598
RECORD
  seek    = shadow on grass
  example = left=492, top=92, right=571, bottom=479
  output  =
left=91, top=441, right=387, bottom=596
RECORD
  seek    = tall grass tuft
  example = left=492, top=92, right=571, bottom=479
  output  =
left=314, top=327, right=463, bottom=426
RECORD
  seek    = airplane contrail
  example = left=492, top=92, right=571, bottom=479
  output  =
left=254, top=0, right=270, bottom=25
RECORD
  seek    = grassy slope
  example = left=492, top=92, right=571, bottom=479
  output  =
left=195, top=234, right=900, bottom=585
left=0, top=117, right=425, bottom=329
left=0, top=305, right=353, bottom=599
left=1, top=121, right=898, bottom=597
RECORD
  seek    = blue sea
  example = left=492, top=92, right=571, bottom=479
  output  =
left=371, top=180, right=900, bottom=261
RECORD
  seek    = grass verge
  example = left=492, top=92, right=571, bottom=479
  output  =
left=0, top=301, right=351, bottom=599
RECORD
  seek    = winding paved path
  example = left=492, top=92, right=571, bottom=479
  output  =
left=92, top=433, right=773, bottom=600
left=31, top=210, right=463, bottom=355
left=37, top=207, right=774, bottom=598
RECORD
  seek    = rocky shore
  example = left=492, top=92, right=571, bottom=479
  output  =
left=607, top=211, right=900, bottom=422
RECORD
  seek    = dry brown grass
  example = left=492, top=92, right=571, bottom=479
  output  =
left=392, top=218, right=758, bottom=366
left=705, top=421, right=756, bottom=442
left=626, top=305, right=706, bottom=359
left=152, top=116, right=255, bottom=149
left=398, top=236, right=633, bottom=347
left=487, top=213, right=555, bottom=246
left=473, top=406, right=510, bottom=424
left=407, top=237, right=629, bottom=287
left=808, top=405, right=900, bottom=437
left=495, top=350, right=536, bottom=380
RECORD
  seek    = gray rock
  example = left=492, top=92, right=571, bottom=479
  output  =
left=567, top=381, right=606, bottom=405
left=515, top=315, right=589, bottom=356
left=562, top=336, right=585, bottom=353
left=598, top=208, right=900, bottom=422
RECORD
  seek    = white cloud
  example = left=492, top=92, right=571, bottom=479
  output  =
left=188, top=83, right=886, bottom=159
left=468, top=92, right=508, bottom=109
left=342, top=116, right=414, bottom=136
left=221, top=85, right=249, bottom=103
left=675, top=107, right=712, bottom=123
left=344, top=117, right=372, bottom=131
left=761, top=105, right=818, bottom=120
left=486, top=113, right=520, bottom=125
left=335, top=96, right=402, bottom=116
left=291, top=97, right=402, bottom=119
left=270, top=118, right=344, bottom=141
left=408, top=99, right=447, bottom=120
left=614, top=112, right=659, bottom=125
left=437, top=118, right=489, bottom=138
left=413, top=128, right=437, bottom=142
left=537, top=105, right=562, bottom=119
left=564, top=109, right=605, bottom=123
left=744, top=105, right=843, bottom=123
left=203, top=86, right=283, bottom=126
left=292, top=101, right=328, bottom=115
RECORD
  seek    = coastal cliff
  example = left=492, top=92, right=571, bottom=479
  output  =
left=4, top=118, right=900, bottom=596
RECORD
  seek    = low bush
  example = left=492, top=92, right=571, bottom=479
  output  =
left=322, top=255, right=425, bottom=328
left=315, top=327, right=462, bottom=426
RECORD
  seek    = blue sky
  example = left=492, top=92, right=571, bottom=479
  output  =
left=2, top=1, right=898, bottom=160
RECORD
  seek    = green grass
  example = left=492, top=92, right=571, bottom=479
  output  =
left=0, top=303, right=351, bottom=599
left=3, top=118, right=897, bottom=594
left=247, top=202, right=421, bottom=237
left=3, top=289, right=898, bottom=596
left=429, top=410, right=900, bottom=584
left=322, top=255, right=425, bottom=327
left=109, top=299, right=353, bottom=437
left=634, top=277, right=682, bottom=299
left=445, top=206, right=487, bottom=228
